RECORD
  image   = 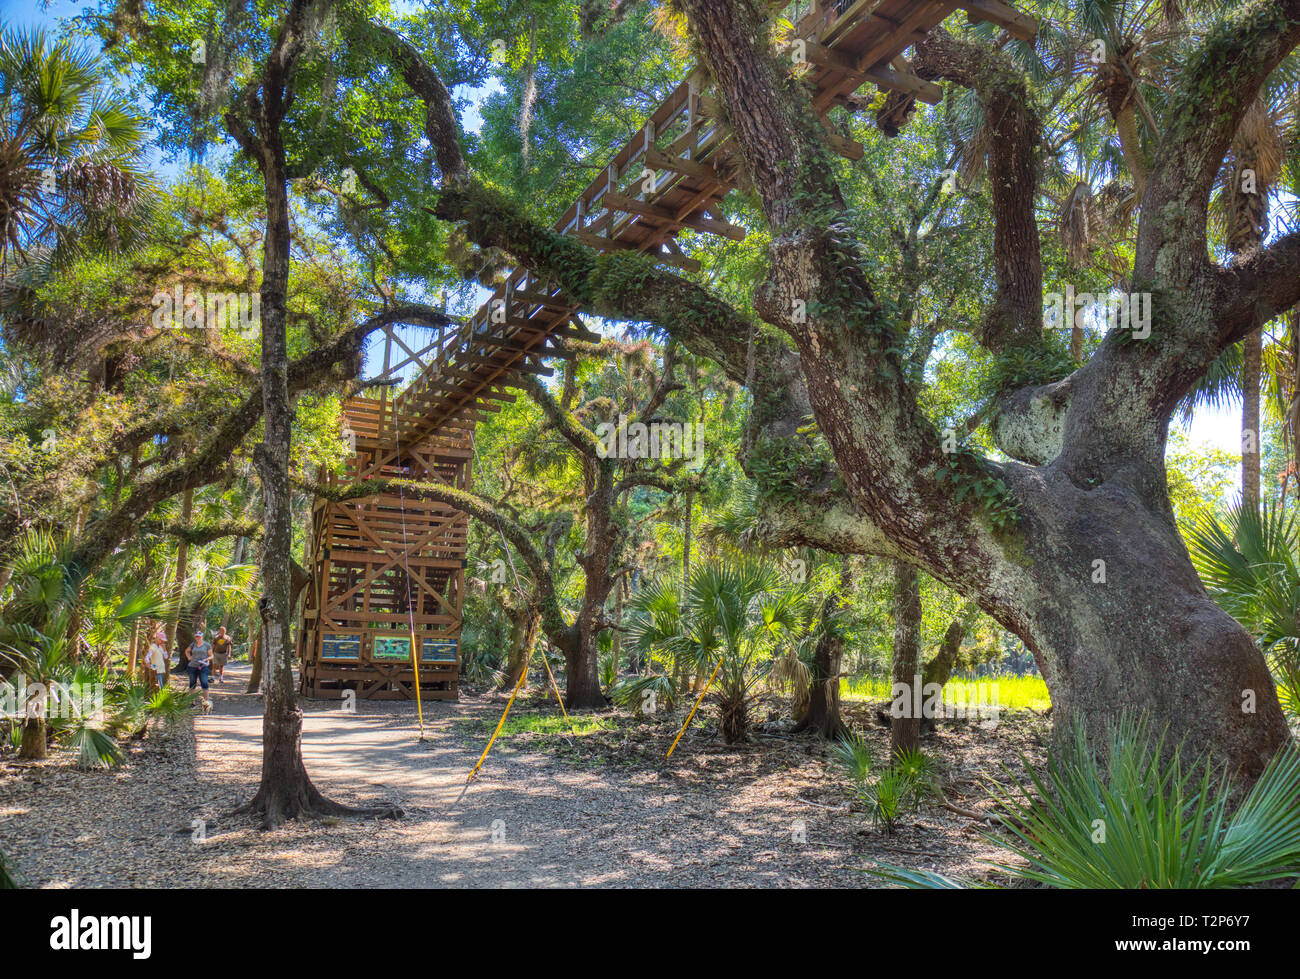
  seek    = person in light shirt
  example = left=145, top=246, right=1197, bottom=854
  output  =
left=183, top=630, right=213, bottom=710
left=144, top=626, right=169, bottom=691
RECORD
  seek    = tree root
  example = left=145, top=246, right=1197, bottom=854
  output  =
left=231, top=780, right=404, bottom=830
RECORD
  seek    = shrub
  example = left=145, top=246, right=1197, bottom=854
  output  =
left=831, top=733, right=937, bottom=835
left=871, top=719, right=1300, bottom=888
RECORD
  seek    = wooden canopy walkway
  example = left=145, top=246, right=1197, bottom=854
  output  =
left=297, top=0, right=1037, bottom=701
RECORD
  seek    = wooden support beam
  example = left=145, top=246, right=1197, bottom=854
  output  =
left=816, top=116, right=865, bottom=160
left=802, top=40, right=942, bottom=104
left=471, top=333, right=577, bottom=359
left=853, top=6, right=957, bottom=76
left=958, top=0, right=1037, bottom=42
left=822, top=0, right=878, bottom=44
left=571, top=230, right=703, bottom=273
left=644, top=146, right=727, bottom=186
left=559, top=322, right=601, bottom=343
left=511, top=288, right=576, bottom=312
left=601, top=191, right=746, bottom=241
left=459, top=354, right=555, bottom=377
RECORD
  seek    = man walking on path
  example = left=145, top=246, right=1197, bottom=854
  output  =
left=212, top=627, right=234, bottom=684
left=184, top=630, right=213, bottom=710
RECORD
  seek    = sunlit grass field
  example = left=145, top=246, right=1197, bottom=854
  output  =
left=462, top=714, right=617, bottom=736
left=841, top=674, right=1051, bottom=711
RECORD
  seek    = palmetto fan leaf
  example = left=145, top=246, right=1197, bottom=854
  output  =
left=1187, top=501, right=1300, bottom=651
left=64, top=721, right=122, bottom=770
left=870, top=721, right=1300, bottom=888
left=1176, top=342, right=1242, bottom=424
left=0, top=25, right=150, bottom=280
left=625, top=575, right=682, bottom=655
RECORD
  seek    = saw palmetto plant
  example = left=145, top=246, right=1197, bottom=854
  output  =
left=0, top=530, right=174, bottom=762
left=831, top=734, right=938, bottom=835
left=620, top=559, right=800, bottom=741
left=872, top=719, right=1300, bottom=888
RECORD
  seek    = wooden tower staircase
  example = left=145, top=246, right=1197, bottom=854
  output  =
left=297, top=0, right=1036, bottom=700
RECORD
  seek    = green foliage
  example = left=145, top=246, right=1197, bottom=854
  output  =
left=829, top=731, right=874, bottom=783
left=625, top=558, right=800, bottom=742
left=983, top=338, right=1077, bottom=397
left=1187, top=501, right=1300, bottom=717
left=0, top=846, right=21, bottom=889
left=934, top=448, right=1018, bottom=530
left=874, top=720, right=1300, bottom=888
left=0, top=23, right=154, bottom=276
left=831, top=733, right=937, bottom=835
left=611, top=670, right=679, bottom=715
left=64, top=722, right=124, bottom=771
left=843, top=674, right=1050, bottom=711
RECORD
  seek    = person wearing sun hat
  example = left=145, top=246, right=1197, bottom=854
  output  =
left=144, top=625, right=169, bottom=691
left=183, top=630, right=213, bottom=710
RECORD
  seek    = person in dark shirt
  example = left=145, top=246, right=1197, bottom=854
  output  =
left=212, top=627, right=234, bottom=684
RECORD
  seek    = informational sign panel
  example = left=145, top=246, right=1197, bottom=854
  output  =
left=422, top=639, right=459, bottom=662
left=320, top=634, right=361, bottom=660
left=372, top=636, right=412, bottom=660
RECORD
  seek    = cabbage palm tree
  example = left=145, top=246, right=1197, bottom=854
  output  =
left=0, top=24, right=151, bottom=284
left=626, top=558, right=799, bottom=743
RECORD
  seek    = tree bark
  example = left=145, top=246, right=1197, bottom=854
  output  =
left=228, top=0, right=396, bottom=827
left=1242, top=328, right=1262, bottom=508
left=793, top=601, right=847, bottom=739
left=499, top=605, right=539, bottom=691
left=1292, top=307, right=1300, bottom=502
left=794, top=559, right=853, bottom=739
left=922, top=603, right=977, bottom=690
left=246, top=628, right=263, bottom=695
left=165, top=485, right=195, bottom=669
left=18, top=716, right=45, bottom=760
left=126, top=620, right=141, bottom=679
left=889, top=561, right=923, bottom=759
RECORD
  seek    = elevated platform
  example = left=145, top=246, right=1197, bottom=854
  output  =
left=298, top=0, right=1036, bottom=700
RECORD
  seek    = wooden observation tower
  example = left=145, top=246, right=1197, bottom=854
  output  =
left=297, top=0, right=1036, bottom=701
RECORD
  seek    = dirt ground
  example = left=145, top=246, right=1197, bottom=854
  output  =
left=0, top=662, right=1048, bottom=888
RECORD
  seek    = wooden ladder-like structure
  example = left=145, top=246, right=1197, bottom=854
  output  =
left=297, top=0, right=1036, bottom=701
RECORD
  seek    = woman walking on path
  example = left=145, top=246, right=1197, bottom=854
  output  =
left=145, top=626, right=169, bottom=692
left=184, top=630, right=213, bottom=710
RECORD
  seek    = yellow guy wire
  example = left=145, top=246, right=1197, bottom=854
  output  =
left=470, top=433, right=571, bottom=725
left=466, top=653, right=528, bottom=782
left=538, top=644, right=572, bottom=730
left=666, top=653, right=724, bottom=760
left=458, top=427, right=576, bottom=790
left=409, top=621, right=425, bottom=740
left=394, top=412, right=425, bottom=741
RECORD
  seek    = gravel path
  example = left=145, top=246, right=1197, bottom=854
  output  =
left=1, top=662, right=1044, bottom=887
